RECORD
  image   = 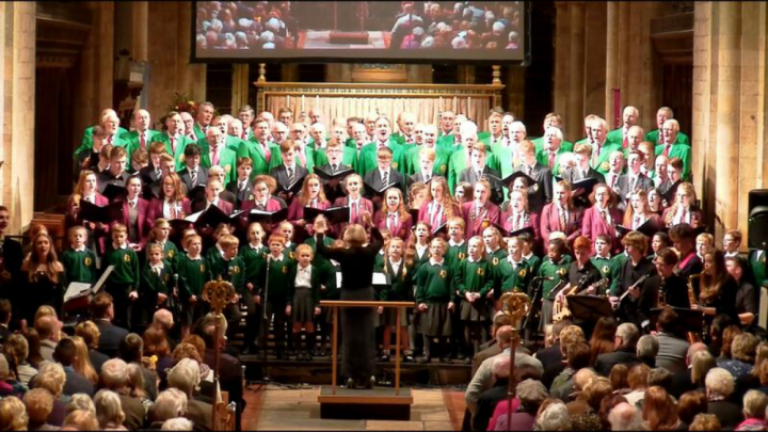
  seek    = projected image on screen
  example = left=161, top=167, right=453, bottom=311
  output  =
left=194, top=1, right=525, bottom=62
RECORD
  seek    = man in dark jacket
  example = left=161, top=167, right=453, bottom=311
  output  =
left=595, top=322, right=640, bottom=376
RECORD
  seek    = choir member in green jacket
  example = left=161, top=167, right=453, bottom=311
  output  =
left=591, top=235, right=615, bottom=282
left=146, top=220, right=179, bottom=272
left=376, top=237, right=415, bottom=363
left=156, top=112, right=194, bottom=171
left=104, top=224, right=140, bottom=329
left=537, top=238, right=572, bottom=331
left=455, top=236, right=494, bottom=359
left=645, top=107, right=690, bottom=146
left=589, top=118, right=623, bottom=175
left=391, top=112, right=418, bottom=146
left=358, top=117, right=405, bottom=176
left=73, top=108, right=129, bottom=161
left=415, top=237, right=455, bottom=364
left=207, top=234, right=249, bottom=339
left=493, top=236, right=531, bottom=298
left=177, top=234, right=211, bottom=338
left=140, top=243, right=174, bottom=326
left=436, top=110, right=457, bottom=149
left=447, top=122, right=479, bottom=194
left=573, top=114, right=600, bottom=147
left=479, top=110, right=505, bottom=148
left=535, top=127, right=573, bottom=177
left=483, top=226, right=508, bottom=264
left=405, top=127, right=450, bottom=178
left=654, top=119, right=692, bottom=180
left=257, top=234, right=296, bottom=359
left=606, top=106, right=640, bottom=147
left=519, top=232, right=541, bottom=275
left=238, top=118, right=279, bottom=178
left=235, top=223, right=267, bottom=354
left=61, top=226, right=97, bottom=285
left=446, top=217, right=468, bottom=267
left=193, top=102, right=216, bottom=140
left=122, top=110, right=163, bottom=157
left=529, top=113, right=573, bottom=153
left=291, top=244, right=325, bottom=361
left=198, top=128, right=239, bottom=185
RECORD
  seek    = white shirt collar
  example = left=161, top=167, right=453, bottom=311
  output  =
left=271, top=253, right=285, bottom=261
left=114, top=242, right=127, bottom=250
left=150, top=262, right=164, bottom=271
left=188, top=254, right=203, bottom=261
left=449, top=239, right=465, bottom=247
left=249, top=243, right=263, bottom=251
left=522, top=252, right=534, bottom=260
left=429, top=257, right=444, bottom=266
left=73, top=246, right=86, bottom=253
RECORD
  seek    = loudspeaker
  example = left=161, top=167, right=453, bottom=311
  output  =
left=749, top=190, right=768, bottom=249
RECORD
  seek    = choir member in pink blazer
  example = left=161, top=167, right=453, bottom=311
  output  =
left=501, top=190, right=541, bottom=244
left=373, top=188, right=413, bottom=240
left=417, top=177, right=461, bottom=233
left=461, top=179, right=501, bottom=238
left=540, top=180, right=582, bottom=246
left=581, top=183, right=624, bottom=255
left=288, top=174, right=331, bottom=241
left=146, top=173, right=192, bottom=226
left=331, top=174, right=374, bottom=235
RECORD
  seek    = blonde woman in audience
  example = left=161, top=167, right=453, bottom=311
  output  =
left=4, top=335, right=37, bottom=388
left=70, top=336, right=99, bottom=386
left=62, top=409, right=100, bottom=431
left=736, top=390, right=768, bottom=431
left=93, top=389, right=127, bottom=431
left=66, top=393, right=96, bottom=416
left=22, top=388, right=56, bottom=431
left=0, top=396, right=28, bottom=431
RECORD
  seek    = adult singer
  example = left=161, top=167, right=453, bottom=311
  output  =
left=313, top=214, right=384, bottom=389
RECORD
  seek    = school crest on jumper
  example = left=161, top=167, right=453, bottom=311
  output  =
left=440, top=164, right=447, bottom=174
left=600, top=161, right=610, bottom=172
left=492, top=257, right=499, bottom=266
left=289, top=251, right=296, bottom=260
left=231, top=265, right=241, bottom=274
left=84, top=257, right=92, bottom=267
left=124, top=254, right=131, bottom=262
left=439, top=270, right=447, bottom=279
left=392, top=162, right=399, bottom=170
left=477, top=267, right=484, bottom=276
left=518, top=269, right=526, bottom=278
left=163, top=273, right=170, bottom=283
left=168, top=250, right=175, bottom=259
left=225, top=165, right=232, bottom=173
left=458, top=252, right=466, bottom=261
left=602, top=265, right=610, bottom=274
left=557, top=267, right=567, bottom=277
left=282, top=266, right=288, bottom=274
left=200, top=264, right=206, bottom=273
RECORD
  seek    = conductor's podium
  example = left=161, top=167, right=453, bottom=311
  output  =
left=318, top=300, right=415, bottom=421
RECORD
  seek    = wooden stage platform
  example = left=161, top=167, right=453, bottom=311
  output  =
left=318, top=386, right=413, bottom=420
left=240, top=355, right=471, bottom=387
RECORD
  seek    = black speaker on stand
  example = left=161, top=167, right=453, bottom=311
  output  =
left=748, top=190, right=768, bottom=329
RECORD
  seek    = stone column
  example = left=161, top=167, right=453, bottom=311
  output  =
left=714, top=2, right=741, bottom=238
left=231, top=64, right=249, bottom=112
left=0, top=2, right=36, bottom=233
left=567, top=2, right=586, bottom=140
left=583, top=2, right=607, bottom=117
left=506, top=67, right=526, bottom=118
left=132, top=1, right=148, bottom=62
left=177, top=1, right=206, bottom=102
left=553, top=2, right=570, bottom=119
left=605, top=2, right=620, bottom=126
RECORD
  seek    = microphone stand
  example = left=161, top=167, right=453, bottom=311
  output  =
left=522, top=276, right=544, bottom=343
left=262, top=255, right=272, bottom=380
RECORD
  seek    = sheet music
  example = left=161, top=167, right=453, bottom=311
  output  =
left=372, top=272, right=388, bottom=286
left=64, top=282, right=91, bottom=303
left=185, top=210, right=204, bottom=223
left=336, top=272, right=343, bottom=287
left=91, top=265, right=114, bottom=295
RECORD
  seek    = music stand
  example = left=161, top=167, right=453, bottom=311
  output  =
left=567, top=296, right=614, bottom=322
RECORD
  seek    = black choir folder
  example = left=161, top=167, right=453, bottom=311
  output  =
left=79, top=200, right=123, bottom=224
left=304, top=207, right=351, bottom=225
left=276, top=176, right=306, bottom=196
left=248, top=207, right=289, bottom=225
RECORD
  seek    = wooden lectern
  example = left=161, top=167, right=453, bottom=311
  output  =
left=317, top=300, right=415, bottom=421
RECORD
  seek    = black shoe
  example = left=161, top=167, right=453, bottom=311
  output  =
left=346, top=378, right=356, bottom=389
left=379, top=353, right=390, bottom=362
left=403, top=354, right=415, bottom=363
left=417, top=356, right=431, bottom=364
left=366, top=376, right=376, bottom=389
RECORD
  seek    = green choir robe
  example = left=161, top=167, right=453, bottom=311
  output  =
left=156, top=133, right=194, bottom=171
left=591, top=256, right=615, bottom=282
left=415, top=260, right=453, bottom=304
left=225, top=135, right=244, bottom=151
left=654, top=143, right=692, bottom=180
left=493, top=258, right=531, bottom=297
left=73, top=126, right=130, bottom=160
left=455, top=259, right=494, bottom=298
left=193, top=124, right=208, bottom=141
left=176, top=254, right=211, bottom=298
left=61, top=248, right=97, bottom=284
left=197, top=140, right=239, bottom=185
left=479, top=132, right=506, bottom=148
left=357, top=140, right=405, bottom=176
left=606, top=128, right=627, bottom=146
left=405, top=145, right=451, bottom=177
left=645, top=129, right=690, bottom=146
left=237, top=140, right=280, bottom=178
left=591, top=142, right=623, bottom=175
left=437, top=134, right=456, bottom=149
left=537, top=255, right=572, bottom=299
left=447, top=147, right=471, bottom=195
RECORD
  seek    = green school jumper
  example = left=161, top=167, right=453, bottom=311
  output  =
left=104, top=246, right=140, bottom=290
left=258, top=255, right=295, bottom=306
left=239, top=244, right=267, bottom=287
left=176, top=254, right=211, bottom=299
left=537, top=255, right=573, bottom=300
left=61, top=248, right=97, bottom=284
left=493, top=258, right=531, bottom=298
left=207, top=252, right=248, bottom=295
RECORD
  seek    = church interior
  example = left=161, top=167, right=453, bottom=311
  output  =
left=2, top=1, right=768, bottom=431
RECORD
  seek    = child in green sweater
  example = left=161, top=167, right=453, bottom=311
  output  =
left=377, top=237, right=414, bottom=363
left=258, top=234, right=296, bottom=359
left=61, top=226, right=97, bottom=285
left=104, top=224, right=140, bottom=329
left=146, top=219, right=179, bottom=271
left=139, top=242, right=173, bottom=325
left=177, top=234, right=211, bottom=338
left=207, top=234, right=248, bottom=339
left=239, top=223, right=266, bottom=354
left=415, top=237, right=455, bottom=364
left=455, top=236, right=494, bottom=361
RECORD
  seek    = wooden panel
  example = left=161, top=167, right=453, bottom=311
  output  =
left=661, top=64, right=693, bottom=137
left=650, top=13, right=694, bottom=65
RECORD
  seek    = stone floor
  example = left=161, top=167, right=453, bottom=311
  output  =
left=245, top=385, right=464, bottom=431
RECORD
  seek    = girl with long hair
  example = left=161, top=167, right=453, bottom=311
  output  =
left=622, top=190, right=663, bottom=233
left=418, top=177, right=460, bottom=233
left=693, top=250, right=738, bottom=328
left=70, top=336, right=99, bottom=386
left=146, top=173, right=190, bottom=227
left=662, top=182, right=703, bottom=228
left=21, top=233, right=65, bottom=323
left=287, top=173, right=331, bottom=234
left=590, top=317, right=617, bottom=364
left=66, top=170, right=109, bottom=254
left=374, top=188, right=413, bottom=240
left=376, top=237, right=415, bottom=363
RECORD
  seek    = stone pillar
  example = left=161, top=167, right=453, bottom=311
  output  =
left=132, top=1, right=148, bottom=62
left=605, top=2, right=620, bottom=126
left=177, top=1, right=206, bottom=102
left=583, top=2, right=607, bottom=117
left=553, top=2, right=570, bottom=119
left=0, top=2, right=36, bottom=233
left=714, top=2, right=741, bottom=238
left=231, top=64, right=249, bottom=112
left=566, top=2, right=586, bottom=140
left=506, top=67, right=526, bottom=119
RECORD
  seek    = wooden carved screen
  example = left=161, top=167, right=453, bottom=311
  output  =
left=256, top=82, right=505, bottom=131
